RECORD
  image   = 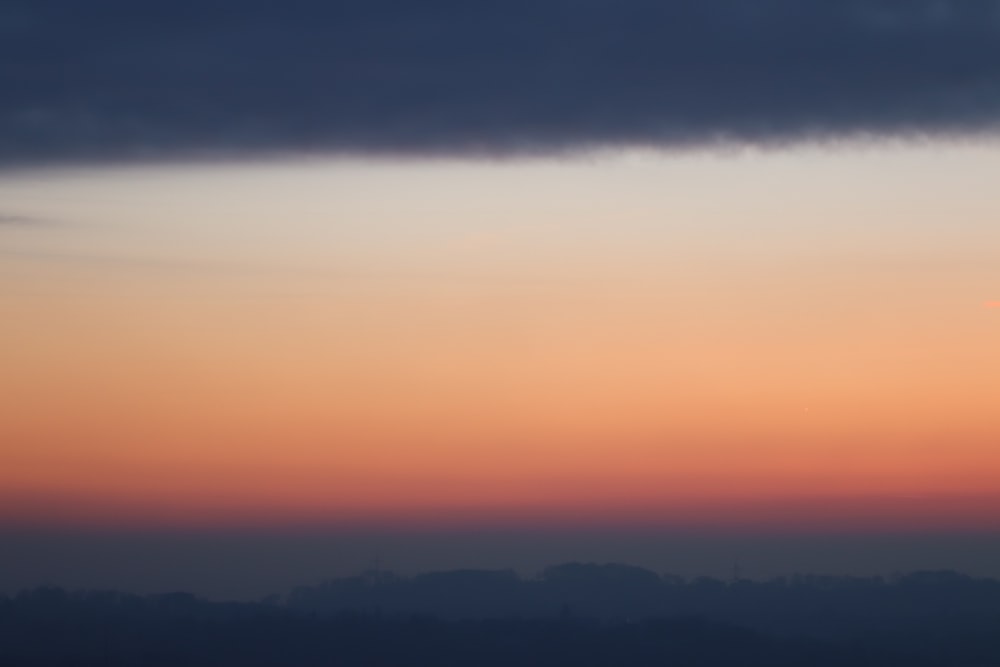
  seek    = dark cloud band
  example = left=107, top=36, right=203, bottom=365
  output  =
left=3, top=0, right=1000, bottom=167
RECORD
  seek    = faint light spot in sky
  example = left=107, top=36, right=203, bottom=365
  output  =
left=986, top=301, right=1000, bottom=309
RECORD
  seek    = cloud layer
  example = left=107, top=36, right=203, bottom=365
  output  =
left=3, top=0, right=1000, bottom=166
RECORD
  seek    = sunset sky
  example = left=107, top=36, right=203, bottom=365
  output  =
left=2, top=0, right=1000, bottom=597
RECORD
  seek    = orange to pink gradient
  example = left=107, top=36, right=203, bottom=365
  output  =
left=3, top=272, right=999, bottom=532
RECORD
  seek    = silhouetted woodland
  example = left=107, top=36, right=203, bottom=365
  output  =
left=4, top=565, right=1000, bottom=666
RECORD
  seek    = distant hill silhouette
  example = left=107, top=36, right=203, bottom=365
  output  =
left=4, top=564, right=1000, bottom=666
left=288, top=563, right=1000, bottom=634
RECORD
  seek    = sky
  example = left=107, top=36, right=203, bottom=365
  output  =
left=2, top=0, right=1000, bottom=598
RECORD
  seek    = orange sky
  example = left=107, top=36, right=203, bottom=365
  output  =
left=2, top=146, right=999, bottom=532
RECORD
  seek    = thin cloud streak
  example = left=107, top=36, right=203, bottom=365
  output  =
left=3, top=0, right=1000, bottom=168
left=0, top=214, right=47, bottom=226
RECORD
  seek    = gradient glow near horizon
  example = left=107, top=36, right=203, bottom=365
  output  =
left=2, top=142, right=999, bottom=534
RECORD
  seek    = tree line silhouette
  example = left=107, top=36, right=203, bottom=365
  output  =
left=3, top=564, right=1000, bottom=666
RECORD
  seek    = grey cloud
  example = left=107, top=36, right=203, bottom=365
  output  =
left=0, top=214, right=50, bottom=226
left=3, top=0, right=1000, bottom=168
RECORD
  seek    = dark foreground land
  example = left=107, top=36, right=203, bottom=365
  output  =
left=4, top=564, right=1000, bottom=666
